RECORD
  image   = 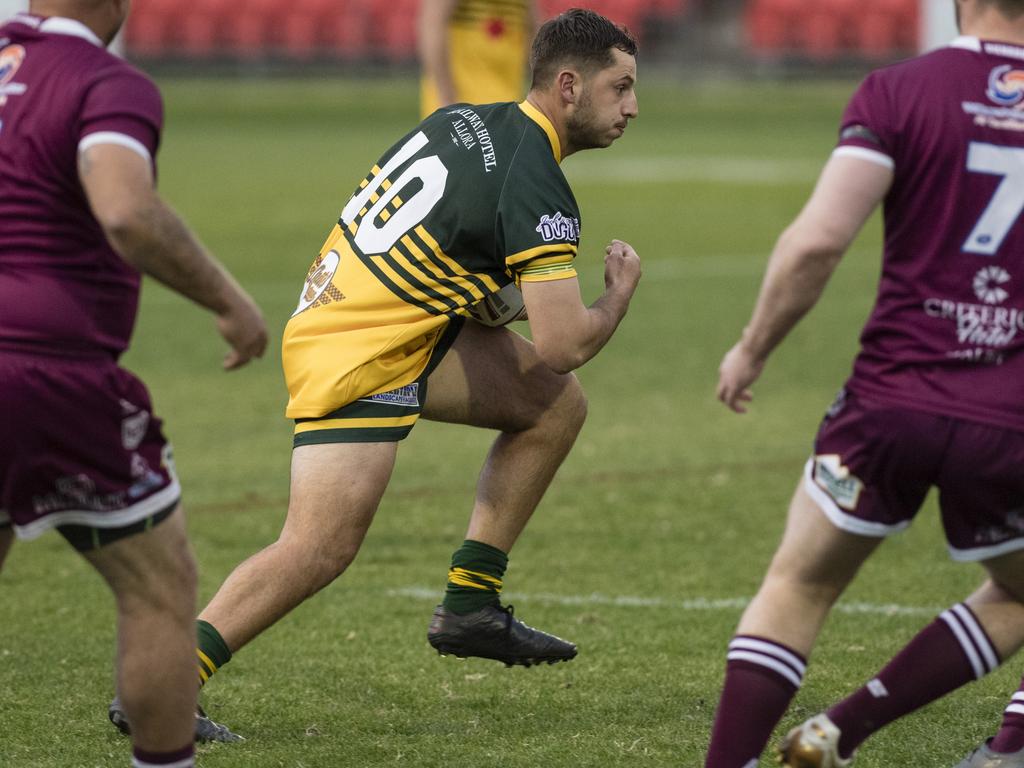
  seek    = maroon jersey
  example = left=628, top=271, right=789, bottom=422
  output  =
left=837, top=37, right=1024, bottom=432
left=0, top=14, right=162, bottom=358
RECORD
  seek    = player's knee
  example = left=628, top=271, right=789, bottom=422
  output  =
left=548, top=373, right=588, bottom=438
left=173, top=546, right=199, bottom=602
left=989, top=573, right=1024, bottom=606
left=566, top=374, right=588, bottom=425
left=156, top=549, right=198, bottom=619
left=762, top=563, right=847, bottom=607
left=983, top=552, right=1024, bottom=605
left=303, top=542, right=360, bottom=594
left=117, top=554, right=197, bottom=625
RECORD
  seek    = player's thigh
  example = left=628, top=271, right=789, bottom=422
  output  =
left=283, top=442, right=398, bottom=554
left=772, top=390, right=945, bottom=590
left=0, top=353, right=181, bottom=545
left=83, top=505, right=196, bottom=614
left=422, top=320, right=584, bottom=432
left=938, top=418, right=1024, bottom=566
left=807, top=389, right=942, bottom=536
left=765, top=482, right=882, bottom=591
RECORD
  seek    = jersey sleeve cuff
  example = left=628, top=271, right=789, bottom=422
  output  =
left=78, top=131, right=152, bottom=163
left=505, top=243, right=577, bottom=270
left=833, top=145, right=894, bottom=169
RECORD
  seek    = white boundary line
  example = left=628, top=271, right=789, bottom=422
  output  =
left=387, top=586, right=939, bottom=617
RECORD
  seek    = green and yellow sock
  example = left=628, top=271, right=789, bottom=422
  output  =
left=196, top=619, right=232, bottom=687
left=441, top=539, right=508, bottom=615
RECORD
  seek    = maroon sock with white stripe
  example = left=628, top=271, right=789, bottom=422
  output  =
left=705, top=635, right=807, bottom=768
left=828, top=603, right=1000, bottom=759
left=990, top=677, right=1024, bottom=753
left=131, top=744, right=194, bottom=768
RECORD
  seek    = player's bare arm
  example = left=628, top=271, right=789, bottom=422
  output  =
left=717, top=154, right=892, bottom=413
left=79, top=143, right=268, bottom=369
left=522, top=238, right=640, bottom=374
left=417, top=0, right=459, bottom=108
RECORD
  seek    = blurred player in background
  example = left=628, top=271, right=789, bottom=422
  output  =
left=0, top=0, right=267, bottom=764
left=707, top=0, right=1024, bottom=766
left=418, top=0, right=540, bottom=117
left=138, top=8, right=639, bottom=738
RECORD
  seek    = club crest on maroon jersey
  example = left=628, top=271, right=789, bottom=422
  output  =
left=986, top=64, right=1024, bottom=107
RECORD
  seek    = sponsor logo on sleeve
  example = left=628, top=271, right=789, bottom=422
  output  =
left=535, top=212, right=580, bottom=243
left=812, top=455, right=864, bottom=511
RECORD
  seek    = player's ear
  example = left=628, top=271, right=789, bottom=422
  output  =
left=557, top=70, right=580, bottom=105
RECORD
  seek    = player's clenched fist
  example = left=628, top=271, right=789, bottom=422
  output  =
left=604, top=239, right=641, bottom=296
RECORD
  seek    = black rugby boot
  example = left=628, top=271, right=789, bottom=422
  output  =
left=427, top=603, right=577, bottom=667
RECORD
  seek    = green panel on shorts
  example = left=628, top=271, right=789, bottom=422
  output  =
left=293, top=426, right=415, bottom=447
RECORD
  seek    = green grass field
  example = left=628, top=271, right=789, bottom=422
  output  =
left=1, top=76, right=1016, bottom=767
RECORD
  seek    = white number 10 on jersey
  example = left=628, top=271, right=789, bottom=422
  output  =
left=341, top=131, right=448, bottom=255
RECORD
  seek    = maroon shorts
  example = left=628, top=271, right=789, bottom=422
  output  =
left=805, top=388, right=1024, bottom=561
left=0, top=350, right=180, bottom=547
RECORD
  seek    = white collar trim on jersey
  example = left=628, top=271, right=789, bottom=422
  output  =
left=950, top=34, right=1024, bottom=60
left=10, top=13, right=104, bottom=47
left=950, top=35, right=983, bottom=51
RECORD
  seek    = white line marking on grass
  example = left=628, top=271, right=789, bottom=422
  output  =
left=563, top=156, right=822, bottom=185
left=388, top=586, right=938, bottom=617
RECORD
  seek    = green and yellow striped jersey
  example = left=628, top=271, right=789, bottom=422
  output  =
left=283, top=100, right=581, bottom=418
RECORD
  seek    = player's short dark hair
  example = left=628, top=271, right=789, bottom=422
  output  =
left=529, top=9, right=638, bottom=89
left=993, top=0, right=1024, bottom=18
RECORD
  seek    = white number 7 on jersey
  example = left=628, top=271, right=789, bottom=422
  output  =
left=963, top=141, right=1024, bottom=256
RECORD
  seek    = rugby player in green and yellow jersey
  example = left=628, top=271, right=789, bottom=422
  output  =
left=112, top=9, right=641, bottom=738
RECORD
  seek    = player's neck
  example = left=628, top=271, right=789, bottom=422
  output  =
left=525, top=92, right=574, bottom=160
left=961, top=7, right=1024, bottom=45
left=28, top=1, right=120, bottom=46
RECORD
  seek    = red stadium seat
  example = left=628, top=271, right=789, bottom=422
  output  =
left=280, top=11, right=319, bottom=58
left=318, top=0, right=373, bottom=59
left=648, top=0, right=691, bottom=13
left=178, top=0, right=234, bottom=57
left=538, top=0, right=650, bottom=37
left=747, top=0, right=913, bottom=61
left=746, top=0, right=804, bottom=55
left=369, top=0, right=418, bottom=62
left=124, top=0, right=182, bottom=57
left=801, top=0, right=859, bottom=60
left=856, top=0, right=919, bottom=57
left=538, top=0, right=575, bottom=19
left=222, top=0, right=286, bottom=58
left=125, top=15, right=174, bottom=57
